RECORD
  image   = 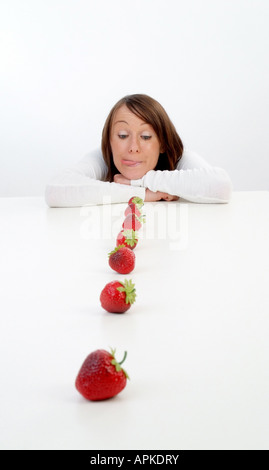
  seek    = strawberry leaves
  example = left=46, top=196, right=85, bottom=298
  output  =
left=122, top=229, right=139, bottom=246
left=108, top=245, right=125, bottom=257
left=128, top=196, right=144, bottom=210
left=117, top=279, right=136, bottom=305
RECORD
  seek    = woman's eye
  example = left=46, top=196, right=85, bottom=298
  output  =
left=141, top=135, right=152, bottom=140
left=118, top=134, right=128, bottom=139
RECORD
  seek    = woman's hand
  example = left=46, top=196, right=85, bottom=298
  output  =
left=113, top=174, right=131, bottom=185
left=145, top=189, right=179, bottom=202
left=113, top=174, right=178, bottom=202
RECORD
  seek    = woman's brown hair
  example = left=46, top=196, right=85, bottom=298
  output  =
left=101, top=94, right=184, bottom=182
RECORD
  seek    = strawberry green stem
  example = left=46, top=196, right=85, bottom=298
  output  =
left=118, top=351, right=127, bottom=365
left=110, top=348, right=130, bottom=380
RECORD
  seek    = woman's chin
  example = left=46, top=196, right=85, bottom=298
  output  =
left=122, top=169, right=145, bottom=181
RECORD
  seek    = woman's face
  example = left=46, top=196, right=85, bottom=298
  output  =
left=110, top=105, right=161, bottom=180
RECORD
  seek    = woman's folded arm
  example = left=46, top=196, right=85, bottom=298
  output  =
left=45, top=172, right=145, bottom=207
left=131, top=150, right=232, bottom=203
left=45, top=149, right=145, bottom=207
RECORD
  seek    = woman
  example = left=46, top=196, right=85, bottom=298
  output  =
left=45, top=94, right=232, bottom=207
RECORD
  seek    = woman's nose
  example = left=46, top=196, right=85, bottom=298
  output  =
left=129, top=137, right=140, bottom=153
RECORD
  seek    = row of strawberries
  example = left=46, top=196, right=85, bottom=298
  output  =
left=100, top=196, right=145, bottom=312
left=75, top=197, right=145, bottom=401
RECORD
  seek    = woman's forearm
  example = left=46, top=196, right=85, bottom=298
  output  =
left=132, top=167, right=232, bottom=203
left=45, top=170, right=145, bottom=207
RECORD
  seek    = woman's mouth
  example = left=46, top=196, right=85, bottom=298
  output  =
left=121, top=159, right=142, bottom=167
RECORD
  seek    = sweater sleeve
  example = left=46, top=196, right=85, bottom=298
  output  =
left=45, top=149, right=145, bottom=207
left=130, top=149, right=232, bottom=203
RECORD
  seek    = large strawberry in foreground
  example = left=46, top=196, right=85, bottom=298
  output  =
left=100, top=279, right=136, bottom=313
left=75, top=348, right=129, bottom=401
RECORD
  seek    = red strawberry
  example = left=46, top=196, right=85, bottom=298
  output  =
left=124, top=204, right=142, bottom=217
left=108, top=245, right=135, bottom=274
left=128, top=196, right=144, bottom=210
left=122, top=213, right=144, bottom=231
left=75, top=348, right=129, bottom=401
left=100, top=279, right=136, bottom=313
left=116, top=229, right=138, bottom=250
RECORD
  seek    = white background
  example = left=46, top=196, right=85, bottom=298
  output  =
left=1, top=0, right=269, bottom=197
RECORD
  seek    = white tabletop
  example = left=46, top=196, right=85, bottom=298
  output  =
left=0, top=192, right=269, bottom=450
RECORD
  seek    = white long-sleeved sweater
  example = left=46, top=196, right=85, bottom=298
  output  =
left=45, top=148, right=232, bottom=207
